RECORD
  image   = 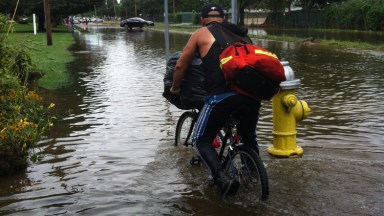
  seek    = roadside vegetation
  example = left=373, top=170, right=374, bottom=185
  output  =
left=153, top=23, right=384, bottom=51
left=0, top=14, right=74, bottom=176
left=324, top=0, right=384, bottom=31
left=252, top=34, right=384, bottom=51
left=8, top=23, right=75, bottom=89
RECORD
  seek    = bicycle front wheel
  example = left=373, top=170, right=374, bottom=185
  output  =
left=224, top=145, right=269, bottom=201
left=175, top=111, right=197, bottom=146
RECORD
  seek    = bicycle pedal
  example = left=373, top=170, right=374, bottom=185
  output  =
left=190, top=156, right=201, bottom=165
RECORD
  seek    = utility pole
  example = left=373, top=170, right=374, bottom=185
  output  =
left=44, top=0, right=52, bottom=45
left=164, top=0, right=170, bottom=62
left=231, top=0, right=238, bottom=24
left=135, top=0, right=137, bottom=17
left=106, top=0, right=109, bottom=17
left=112, top=0, right=116, bottom=18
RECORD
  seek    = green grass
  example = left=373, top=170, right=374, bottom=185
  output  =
left=6, top=23, right=75, bottom=90
left=250, top=35, right=384, bottom=51
left=320, top=39, right=383, bottom=50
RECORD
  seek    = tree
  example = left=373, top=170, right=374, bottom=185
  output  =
left=238, top=0, right=251, bottom=25
left=298, top=0, right=344, bottom=11
left=19, top=0, right=104, bottom=31
left=0, top=0, right=19, bottom=15
left=103, top=0, right=118, bottom=17
left=119, top=0, right=165, bottom=19
left=140, top=0, right=165, bottom=18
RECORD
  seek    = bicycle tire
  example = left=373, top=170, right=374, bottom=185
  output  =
left=175, top=111, right=196, bottom=146
left=223, top=144, right=269, bottom=201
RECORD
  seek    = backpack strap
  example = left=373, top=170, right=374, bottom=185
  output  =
left=207, top=22, right=228, bottom=49
left=207, top=22, right=252, bottom=49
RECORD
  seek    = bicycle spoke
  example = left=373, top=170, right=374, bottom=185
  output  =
left=224, top=146, right=269, bottom=201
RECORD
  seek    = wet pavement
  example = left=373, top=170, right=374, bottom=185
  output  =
left=0, top=26, right=383, bottom=215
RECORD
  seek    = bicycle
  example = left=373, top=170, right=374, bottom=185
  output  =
left=175, top=108, right=269, bottom=201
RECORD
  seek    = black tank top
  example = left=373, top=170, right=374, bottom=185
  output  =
left=202, top=22, right=252, bottom=96
left=201, top=40, right=229, bottom=96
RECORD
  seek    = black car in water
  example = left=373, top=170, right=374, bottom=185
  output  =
left=120, top=17, right=154, bottom=29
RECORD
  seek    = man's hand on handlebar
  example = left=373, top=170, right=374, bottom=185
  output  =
left=170, top=87, right=181, bottom=95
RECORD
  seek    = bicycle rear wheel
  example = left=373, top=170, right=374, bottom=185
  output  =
left=175, top=111, right=197, bottom=146
left=224, top=144, right=269, bottom=201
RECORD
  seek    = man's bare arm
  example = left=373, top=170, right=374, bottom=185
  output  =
left=171, top=30, right=201, bottom=93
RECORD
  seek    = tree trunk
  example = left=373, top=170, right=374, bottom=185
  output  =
left=44, top=0, right=53, bottom=46
left=239, top=5, right=245, bottom=25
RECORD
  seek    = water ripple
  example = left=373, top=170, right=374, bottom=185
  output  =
left=2, top=27, right=384, bottom=216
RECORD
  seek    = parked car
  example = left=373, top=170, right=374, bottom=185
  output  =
left=120, top=17, right=154, bottom=29
left=95, top=18, right=104, bottom=23
left=17, top=16, right=28, bottom=24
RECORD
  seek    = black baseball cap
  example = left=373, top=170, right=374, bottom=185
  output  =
left=201, top=3, right=225, bottom=18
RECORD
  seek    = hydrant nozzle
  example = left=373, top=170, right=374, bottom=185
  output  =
left=283, top=94, right=297, bottom=108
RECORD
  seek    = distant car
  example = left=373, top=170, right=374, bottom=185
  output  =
left=120, top=17, right=154, bottom=29
left=90, top=17, right=103, bottom=23
left=17, top=16, right=28, bottom=24
left=95, top=18, right=104, bottom=23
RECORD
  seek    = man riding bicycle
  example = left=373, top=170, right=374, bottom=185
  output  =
left=170, top=2, right=261, bottom=196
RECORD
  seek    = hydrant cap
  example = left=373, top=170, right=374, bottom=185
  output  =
left=281, top=61, right=295, bottom=81
left=280, top=79, right=301, bottom=90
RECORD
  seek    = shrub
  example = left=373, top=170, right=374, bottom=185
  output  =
left=0, top=76, right=55, bottom=175
left=366, top=3, right=384, bottom=31
left=325, top=0, right=384, bottom=31
left=0, top=13, right=55, bottom=175
left=172, top=13, right=182, bottom=23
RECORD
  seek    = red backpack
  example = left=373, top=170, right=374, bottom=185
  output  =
left=209, top=23, right=286, bottom=100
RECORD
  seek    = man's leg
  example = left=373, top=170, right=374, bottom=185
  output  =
left=192, top=93, right=240, bottom=195
left=235, top=96, right=261, bottom=154
left=192, top=95, right=231, bottom=178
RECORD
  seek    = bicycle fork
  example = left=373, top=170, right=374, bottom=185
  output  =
left=227, top=146, right=239, bottom=181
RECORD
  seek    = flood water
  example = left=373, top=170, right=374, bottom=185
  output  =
left=1, top=26, right=383, bottom=215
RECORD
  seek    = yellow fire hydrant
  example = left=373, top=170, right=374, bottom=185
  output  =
left=267, top=62, right=310, bottom=157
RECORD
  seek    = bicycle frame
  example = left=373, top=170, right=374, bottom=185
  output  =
left=186, top=109, right=241, bottom=164
left=184, top=109, right=199, bottom=146
left=176, top=109, right=269, bottom=200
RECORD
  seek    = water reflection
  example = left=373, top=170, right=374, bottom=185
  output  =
left=0, top=26, right=383, bottom=215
